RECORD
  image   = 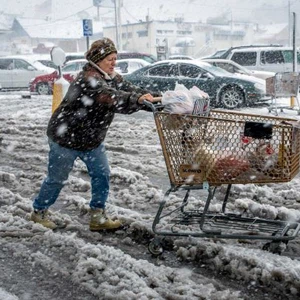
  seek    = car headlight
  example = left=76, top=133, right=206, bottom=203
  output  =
left=254, top=82, right=266, bottom=92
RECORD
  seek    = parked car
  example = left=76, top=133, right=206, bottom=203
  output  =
left=168, top=55, right=194, bottom=60
left=37, top=59, right=58, bottom=69
left=63, top=51, right=157, bottom=65
left=123, top=60, right=267, bottom=109
left=201, top=58, right=275, bottom=80
left=64, top=52, right=85, bottom=64
left=0, top=56, right=55, bottom=90
left=216, top=45, right=300, bottom=73
left=201, top=49, right=228, bottom=59
left=33, top=42, right=56, bottom=54
left=115, top=58, right=150, bottom=75
left=14, top=54, right=59, bottom=70
left=29, top=59, right=87, bottom=95
left=117, top=51, right=157, bottom=64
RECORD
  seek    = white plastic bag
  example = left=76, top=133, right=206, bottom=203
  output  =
left=162, top=83, right=210, bottom=115
left=189, top=86, right=209, bottom=100
left=161, top=89, right=194, bottom=114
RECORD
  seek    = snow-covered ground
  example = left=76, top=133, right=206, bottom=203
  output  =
left=1, top=93, right=300, bottom=299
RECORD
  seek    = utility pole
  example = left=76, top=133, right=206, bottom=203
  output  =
left=288, top=0, right=291, bottom=46
left=292, top=12, right=297, bottom=72
left=118, top=0, right=122, bottom=51
left=147, top=8, right=151, bottom=56
left=97, top=6, right=100, bottom=21
left=230, top=10, right=233, bottom=47
left=114, top=0, right=119, bottom=48
left=113, top=0, right=122, bottom=50
left=290, top=12, right=297, bottom=108
left=93, top=0, right=101, bottom=21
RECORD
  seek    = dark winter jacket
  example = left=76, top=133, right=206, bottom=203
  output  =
left=47, top=63, right=155, bottom=151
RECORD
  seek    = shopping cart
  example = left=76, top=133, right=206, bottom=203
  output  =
left=145, top=101, right=300, bottom=255
left=266, top=72, right=300, bottom=115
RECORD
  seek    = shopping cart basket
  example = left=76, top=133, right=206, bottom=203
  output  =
left=145, top=101, right=300, bottom=255
left=266, top=72, right=300, bottom=115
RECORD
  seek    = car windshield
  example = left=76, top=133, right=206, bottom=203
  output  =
left=213, top=61, right=250, bottom=75
left=211, top=49, right=227, bottom=58
left=141, top=55, right=156, bottom=63
left=62, top=63, right=77, bottom=72
left=31, top=60, right=51, bottom=69
left=198, top=62, right=231, bottom=76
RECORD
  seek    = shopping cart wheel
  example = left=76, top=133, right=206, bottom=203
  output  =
left=148, top=238, right=164, bottom=256
left=262, top=241, right=286, bottom=255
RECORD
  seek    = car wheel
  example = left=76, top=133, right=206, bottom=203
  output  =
left=36, top=82, right=51, bottom=95
left=219, top=86, right=244, bottom=109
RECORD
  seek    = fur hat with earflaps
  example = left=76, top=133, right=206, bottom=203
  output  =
left=85, top=37, right=118, bottom=64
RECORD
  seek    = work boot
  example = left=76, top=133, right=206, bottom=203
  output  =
left=89, top=208, right=122, bottom=231
left=30, top=209, right=57, bottom=230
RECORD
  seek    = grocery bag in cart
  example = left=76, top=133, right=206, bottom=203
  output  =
left=161, top=84, right=210, bottom=130
left=161, top=83, right=210, bottom=115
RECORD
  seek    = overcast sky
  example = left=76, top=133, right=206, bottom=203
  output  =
left=0, top=0, right=295, bottom=24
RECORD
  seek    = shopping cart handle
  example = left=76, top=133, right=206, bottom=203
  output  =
left=143, top=99, right=164, bottom=112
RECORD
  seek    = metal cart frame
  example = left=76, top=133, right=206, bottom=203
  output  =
left=267, top=72, right=300, bottom=115
left=146, top=101, right=300, bottom=255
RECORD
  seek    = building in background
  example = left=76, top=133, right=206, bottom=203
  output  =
left=0, top=16, right=103, bottom=55
left=103, top=17, right=273, bottom=59
left=0, top=1, right=292, bottom=60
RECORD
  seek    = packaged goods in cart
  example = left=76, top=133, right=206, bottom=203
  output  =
left=193, top=143, right=250, bottom=181
left=190, top=86, right=210, bottom=116
left=162, top=83, right=209, bottom=115
left=209, top=155, right=250, bottom=181
left=193, top=144, right=216, bottom=176
left=247, top=141, right=278, bottom=173
left=240, top=121, right=279, bottom=175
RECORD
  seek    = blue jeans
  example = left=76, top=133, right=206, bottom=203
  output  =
left=33, top=140, right=110, bottom=210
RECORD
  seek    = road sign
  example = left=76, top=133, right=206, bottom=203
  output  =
left=93, top=0, right=102, bottom=6
left=83, top=19, right=93, bottom=37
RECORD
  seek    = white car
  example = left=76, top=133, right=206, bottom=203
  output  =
left=0, top=56, right=55, bottom=90
left=168, top=55, right=194, bottom=60
left=29, top=59, right=88, bottom=95
left=200, top=58, right=275, bottom=80
left=219, top=46, right=300, bottom=73
left=115, top=58, right=150, bottom=75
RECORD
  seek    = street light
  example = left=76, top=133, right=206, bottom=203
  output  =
left=93, top=0, right=102, bottom=21
left=113, top=0, right=122, bottom=50
left=93, top=0, right=122, bottom=49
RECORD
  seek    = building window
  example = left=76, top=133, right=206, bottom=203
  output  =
left=214, top=35, right=228, bottom=40
left=156, top=30, right=174, bottom=35
left=122, top=32, right=132, bottom=39
left=137, top=30, right=148, bottom=37
left=176, top=30, right=192, bottom=35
